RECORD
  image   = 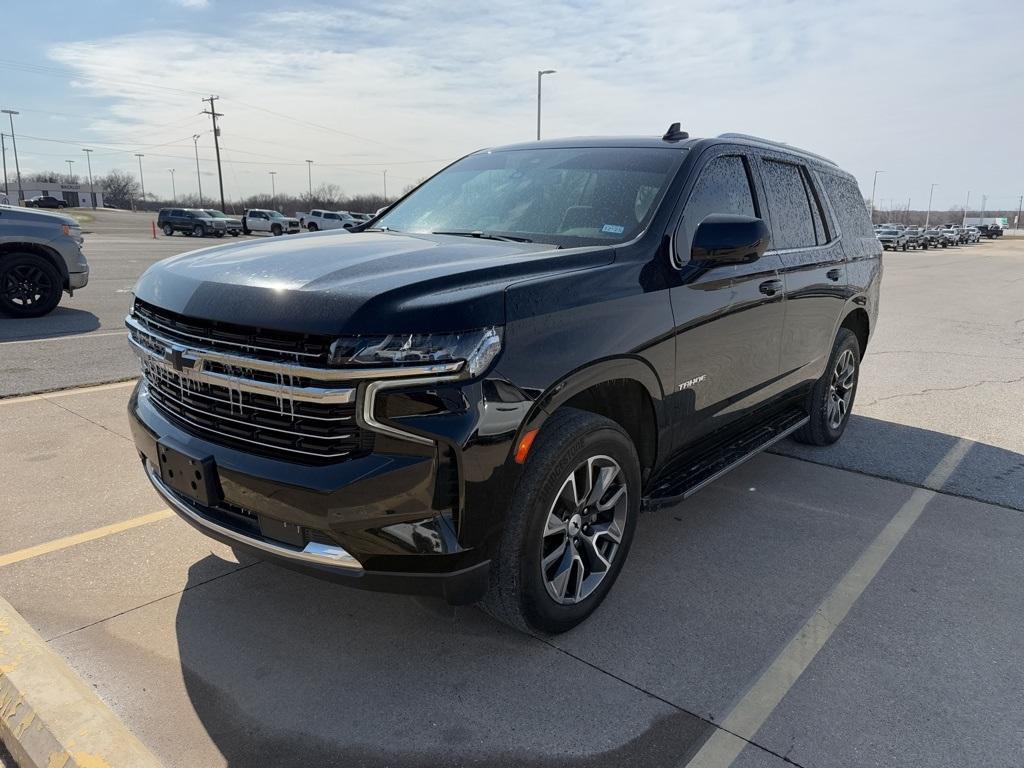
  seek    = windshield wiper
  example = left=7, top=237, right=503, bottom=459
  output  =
left=431, top=230, right=533, bottom=243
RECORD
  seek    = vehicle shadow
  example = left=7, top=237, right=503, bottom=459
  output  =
left=772, top=413, right=1024, bottom=511
left=0, top=306, right=101, bottom=341
left=173, top=558, right=709, bottom=767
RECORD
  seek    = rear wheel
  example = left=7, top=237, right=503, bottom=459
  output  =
left=481, top=408, right=640, bottom=634
left=0, top=254, right=63, bottom=318
left=162, top=224, right=174, bottom=236
left=307, top=222, right=318, bottom=232
left=793, top=328, right=860, bottom=446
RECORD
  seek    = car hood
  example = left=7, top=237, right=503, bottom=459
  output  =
left=133, top=230, right=612, bottom=334
left=0, top=205, right=77, bottom=227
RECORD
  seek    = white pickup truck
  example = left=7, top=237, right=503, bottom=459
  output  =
left=241, top=209, right=301, bottom=236
left=295, top=209, right=359, bottom=232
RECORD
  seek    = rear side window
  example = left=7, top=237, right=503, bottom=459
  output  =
left=678, top=155, right=756, bottom=260
left=761, top=159, right=816, bottom=250
left=819, top=173, right=874, bottom=241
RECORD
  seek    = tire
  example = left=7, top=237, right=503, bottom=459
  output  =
left=242, top=221, right=250, bottom=235
left=793, top=328, right=860, bottom=446
left=0, top=254, right=63, bottom=318
left=231, top=231, right=240, bottom=237
left=307, top=222, right=318, bottom=232
left=215, top=231, right=225, bottom=238
left=481, top=408, right=641, bottom=634
left=901, top=242, right=908, bottom=251
left=192, top=224, right=206, bottom=237
left=162, top=224, right=175, bottom=237
left=58, top=202, right=67, bottom=208
left=271, top=224, right=283, bottom=236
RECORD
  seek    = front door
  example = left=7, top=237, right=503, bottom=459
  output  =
left=667, top=150, right=786, bottom=451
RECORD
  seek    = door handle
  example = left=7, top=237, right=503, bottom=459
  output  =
left=826, top=268, right=842, bottom=282
left=758, top=279, right=783, bottom=296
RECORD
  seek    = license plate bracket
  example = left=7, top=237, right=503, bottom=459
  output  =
left=157, top=439, right=222, bottom=507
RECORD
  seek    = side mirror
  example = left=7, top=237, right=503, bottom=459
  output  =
left=690, top=214, right=770, bottom=266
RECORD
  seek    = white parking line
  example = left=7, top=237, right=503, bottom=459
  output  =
left=683, top=437, right=973, bottom=768
left=0, top=329, right=128, bottom=345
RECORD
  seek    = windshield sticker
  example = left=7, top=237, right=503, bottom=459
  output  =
left=601, top=224, right=625, bottom=234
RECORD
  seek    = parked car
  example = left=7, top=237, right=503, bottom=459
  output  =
left=126, top=127, right=881, bottom=634
left=157, top=208, right=228, bottom=238
left=923, top=229, right=949, bottom=248
left=0, top=205, right=88, bottom=317
left=241, top=209, right=301, bottom=236
left=876, top=228, right=909, bottom=250
left=25, top=195, right=69, bottom=209
left=295, top=210, right=355, bottom=232
left=977, top=224, right=1003, bottom=239
left=203, top=210, right=243, bottom=237
left=903, top=228, right=925, bottom=249
left=941, top=229, right=959, bottom=246
left=965, top=227, right=981, bottom=243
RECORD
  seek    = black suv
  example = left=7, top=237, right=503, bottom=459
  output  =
left=156, top=208, right=227, bottom=238
left=25, top=195, right=68, bottom=209
left=127, top=128, right=881, bottom=633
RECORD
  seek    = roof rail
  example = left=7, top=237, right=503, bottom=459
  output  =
left=716, top=133, right=837, bottom=166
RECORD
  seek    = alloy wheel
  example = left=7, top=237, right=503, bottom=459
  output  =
left=541, top=455, right=628, bottom=605
left=1, top=263, right=52, bottom=309
left=827, top=348, right=856, bottom=429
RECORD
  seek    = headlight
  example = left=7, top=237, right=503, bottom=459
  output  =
left=328, top=327, right=502, bottom=377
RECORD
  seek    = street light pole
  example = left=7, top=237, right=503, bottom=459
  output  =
left=383, top=169, right=387, bottom=201
left=962, top=191, right=970, bottom=227
left=980, top=194, right=987, bottom=226
left=925, top=183, right=938, bottom=228
left=192, top=134, right=203, bottom=208
left=869, top=170, right=884, bottom=224
left=305, top=159, right=313, bottom=201
left=536, top=69, right=556, bottom=141
left=82, top=149, right=95, bottom=209
left=1, top=133, right=7, bottom=196
left=168, top=169, right=176, bottom=203
left=268, top=171, right=276, bottom=204
left=2, top=110, right=23, bottom=202
left=134, top=153, right=146, bottom=210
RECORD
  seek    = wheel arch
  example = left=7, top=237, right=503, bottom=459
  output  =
left=0, top=242, right=70, bottom=286
left=840, top=307, right=870, bottom=356
left=512, top=357, right=666, bottom=477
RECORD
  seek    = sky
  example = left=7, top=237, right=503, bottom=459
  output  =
left=1, top=0, right=1021, bottom=213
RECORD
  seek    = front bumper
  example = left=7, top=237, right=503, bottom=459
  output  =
left=128, top=381, right=492, bottom=604
left=68, top=268, right=89, bottom=290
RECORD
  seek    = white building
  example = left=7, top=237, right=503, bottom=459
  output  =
left=1, top=181, right=104, bottom=208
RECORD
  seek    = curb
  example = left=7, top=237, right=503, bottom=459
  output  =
left=0, top=596, right=163, bottom=768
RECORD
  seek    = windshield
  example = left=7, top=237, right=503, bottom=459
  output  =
left=204, top=210, right=228, bottom=218
left=375, top=146, right=684, bottom=247
left=268, top=211, right=285, bottom=218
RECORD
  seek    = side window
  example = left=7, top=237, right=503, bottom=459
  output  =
left=803, top=169, right=831, bottom=245
left=678, top=155, right=756, bottom=262
left=819, top=172, right=874, bottom=243
left=761, top=159, right=816, bottom=250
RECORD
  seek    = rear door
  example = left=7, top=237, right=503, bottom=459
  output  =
left=667, top=149, right=786, bottom=449
left=754, top=155, right=847, bottom=391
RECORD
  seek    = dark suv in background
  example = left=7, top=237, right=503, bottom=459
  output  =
left=157, top=208, right=228, bottom=238
left=127, top=127, right=881, bottom=633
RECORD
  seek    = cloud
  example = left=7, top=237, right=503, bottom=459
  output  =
left=46, top=0, right=1024, bottom=207
left=173, top=0, right=209, bottom=8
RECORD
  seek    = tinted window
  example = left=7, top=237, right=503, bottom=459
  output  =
left=819, top=172, right=874, bottom=241
left=678, top=155, right=756, bottom=259
left=761, top=160, right=816, bottom=249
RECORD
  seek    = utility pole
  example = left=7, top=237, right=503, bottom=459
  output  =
left=305, top=159, right=313, bottom=201
left=201, top=96, right=225, bottom=212
left=2, top=133, right=8, bottom=196
left=82, top=148, right=95, bottom=208
left=168, top=169, right=176, bottom=203
left=536, top=69, right=556, bottom=141
left=134, top=153, right=146, bottom=210
left=2, top=110, right=23, bottom=202
left=268, top=170, right=276, bottom=203
left=1016, top=194, right=1022, bottom=232
left=192, top=134, right=203, bottom=208
left=869, top=170, right=884, bottom=225
left=66, top=159, right=75, bottom=183
left=962, top=191, right=970, bottom=227
left=925, top=183, right=937, bottom=228
left=383, top=169, right=387, bottom=201
left=980, top=194, right=987, bottom=226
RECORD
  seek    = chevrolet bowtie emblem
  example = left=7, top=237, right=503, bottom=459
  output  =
left=163, top=343, right=196, bottom=373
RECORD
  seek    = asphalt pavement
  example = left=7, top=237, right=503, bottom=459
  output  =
left=1, top=217, right=1022, bottom=767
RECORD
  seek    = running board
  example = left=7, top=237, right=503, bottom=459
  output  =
left=642, top=408, right=809, bottom=510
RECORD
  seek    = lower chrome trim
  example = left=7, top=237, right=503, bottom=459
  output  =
left=360, top=374, right=463, bottom=446
left=145, top=460, right=363, bottom=570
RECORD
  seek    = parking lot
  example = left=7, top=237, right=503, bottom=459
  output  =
left=1, top=214, right=1023, bottom=766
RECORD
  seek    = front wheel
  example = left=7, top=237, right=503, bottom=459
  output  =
left=793, top=328, right=860, bottom=446
left=481, top=408, right=640, bottom=634
left=271, top=224, right=283, bottom=236
left=0, top=254, right=63, bottom=318
left=192, top=224, right=206, bottom=237
left=215, top=231, right=225, bottom=238
left=230, top=231, right=240, bottom=237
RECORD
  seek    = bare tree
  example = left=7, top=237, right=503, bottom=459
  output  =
left=99, top=169, right=142, bottom=209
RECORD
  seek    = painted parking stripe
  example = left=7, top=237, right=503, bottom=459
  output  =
left=683, top=437, right=973, bottom=768
left=0, top=378, right=138, bottom=406
left=0, top=329, right=128, bottom=345
left=0, top=509, right=173, bottom=568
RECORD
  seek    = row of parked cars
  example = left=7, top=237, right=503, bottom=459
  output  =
left=294, top=209, right=373, bottom=231
left=157, top=207, right=375, bottom=238
left=873, top=223, right=1000, bottom=251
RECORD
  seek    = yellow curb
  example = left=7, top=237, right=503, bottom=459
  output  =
left=0, top=597, right=163, bottom=768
